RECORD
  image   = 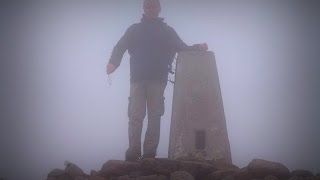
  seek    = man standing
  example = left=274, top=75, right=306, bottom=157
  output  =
left=106, top=0, right=207, bottom=161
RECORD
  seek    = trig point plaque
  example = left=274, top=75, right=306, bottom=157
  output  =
left=168, top=51, right=232, bottom=163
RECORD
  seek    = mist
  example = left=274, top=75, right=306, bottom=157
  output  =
left=1, top=0, right=320, bottom=179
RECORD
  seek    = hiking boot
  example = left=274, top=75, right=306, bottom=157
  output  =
left=142, top=154, right=155, bottom=159
left=125, top=149, right=141, bottom=162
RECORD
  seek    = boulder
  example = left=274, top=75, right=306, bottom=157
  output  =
left=230, top=168, right=252, bottom=180
left=90, top=170, right=99, bottom=176
left=75, top=176, right=88, bottom=180
left=247, top=159, right=290, bottom=179
left=170, top=171, right=195, bottom=180
left=205, top=169, right=237, bottom=180
left=88, top=176, right=107, bottom=180
left=208, top=160, right=239, bottom=171
left=158, top=175, right=169, bottom=180
left=264, top=175, right=280, bottom=180
left=139, top=158, right=179, bottom=174
left=221, top=175, right=234, bottom=180
left=129, top=171, right=150, bottom=178
left=48, top=169, right=65, bottom=178
left=291, top=170, right=314, bottom=177
left=154, top=168, right=171, bottom=176
left=136, top=175, right=158, bottom=180
left=65, top=162, right=86, bottom=178
left=100, top=160, right=140, bottom=177
left=117, top=175, right=130, bottom=180
left=178, top=160, right=217, bottom=179
left=55, top=174, right=73, bottom=180
left=288, top=176, right=319, bottom=180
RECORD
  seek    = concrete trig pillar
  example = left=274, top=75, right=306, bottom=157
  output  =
left=168, top=51, right=232, bottom=163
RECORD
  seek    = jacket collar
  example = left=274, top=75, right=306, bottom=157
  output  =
left=141, top=14, right=165, bottom=23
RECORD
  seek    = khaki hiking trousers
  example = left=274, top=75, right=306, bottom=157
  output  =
left=126, top=80, right=167, bottom=160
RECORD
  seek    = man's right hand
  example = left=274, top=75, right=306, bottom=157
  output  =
left=106, top=63, right=116, bottom=75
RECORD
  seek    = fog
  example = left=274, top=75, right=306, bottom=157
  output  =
left=1, top=0, right=320, bottom=179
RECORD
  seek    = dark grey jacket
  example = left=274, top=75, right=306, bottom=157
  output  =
left=109, top=15, right=201, bottom=82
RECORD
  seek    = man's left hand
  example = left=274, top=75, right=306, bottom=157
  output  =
left=198, top=43, right=208, bottom=51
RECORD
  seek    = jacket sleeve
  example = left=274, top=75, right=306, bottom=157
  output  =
left=108, top=25, right=134, bottom=67
left=169, top=26, right=201, bottom=52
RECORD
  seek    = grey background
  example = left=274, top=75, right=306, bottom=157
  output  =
left=1, top=0, right=320, bottom=179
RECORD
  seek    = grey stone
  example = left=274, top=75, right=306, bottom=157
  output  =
left=247, top=159, right=290, bottom=179
left=129, top=171, right=147, bottom=178
left=48, top=168, right=65, bottom=178
left=158, top=175, right=169, bottom=180
left=221, top=175, right=235, bottom=180
left=88, top=176, right=107, bottom=180
left=206, top=169, right=237, bottom=180
left=230, top=168, right=252, bottom=180
left=154, top=168, right=171, bottom=176
left=75, top=176, right=88, bottom=180
left=288, top=176, right=320, bottom=180
left=65, top=163, right=85, bottom=178
left=139, top=158, right=179, bottom=174
left=291, top=170, right=314, bottom=177
left=91, top=170, right=99, bottom=176
left=208, top=160, right=239, bottom=171
left=178, top=160, right=216, bottom=179
left=170, top=171, right=195, bottom=180
left=55, top=174, right=73, bottom=180
left=117, top=175, right=130, bottom=180
left=264, top=175, right=279, bottom=180
left=136, top=175, right=158, bottom=180
left=100, top=160, right=140, bottom=177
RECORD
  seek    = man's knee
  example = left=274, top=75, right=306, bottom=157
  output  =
left=147, top=96, right=165, bottom=118
left=127, top=96, right=147, bottom=120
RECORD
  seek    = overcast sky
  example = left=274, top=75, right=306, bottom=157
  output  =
left=1, top=0, right=320, bottom=179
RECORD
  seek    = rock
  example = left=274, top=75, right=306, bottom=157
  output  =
left=221, top=175, right=235, bottom=180
left=211, top=162, right=239, bottom=171
left=88, top=176, right=107, bottom=180
left=178, top=160, right=217, bottom=179
left=205, top=169, right=237, bottom=180
left=154, top=168, right=171, bottom=176
left=288, top=176, right=320, bottom=180
left=129, top=171, right=149, bottom=178
left=117, top=175, right=130, bottom=180
left=65, top=162, right=85, bottom=178
left=91, top=170, right=99, bottom=176
left=247, top=159, right=290, bottom=179
left=136, top=174, right=158, bottom=180
left=170, top=171, right=195, bottom=180
left=48, top=169, right=66, bottom=178
left=230, top=168, right=252, bottom=180
left=100, top=160, right=140, bottom=177
left=75, top=176, right=88, bottom=180
left=264, top=175, right=279, bottom=180
left=139, top=158, right=179, bottom=174
left=55, top=174, right=73, bottom=180
left=291, top=170, right=314, bottom=177
left=158, top=175, right=169, bottom=180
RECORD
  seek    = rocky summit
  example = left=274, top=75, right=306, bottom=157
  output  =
left=46, top=158, right=320, bottom=180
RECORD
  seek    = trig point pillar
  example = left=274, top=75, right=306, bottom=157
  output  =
left=168, top=51, right=232, bottom=163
